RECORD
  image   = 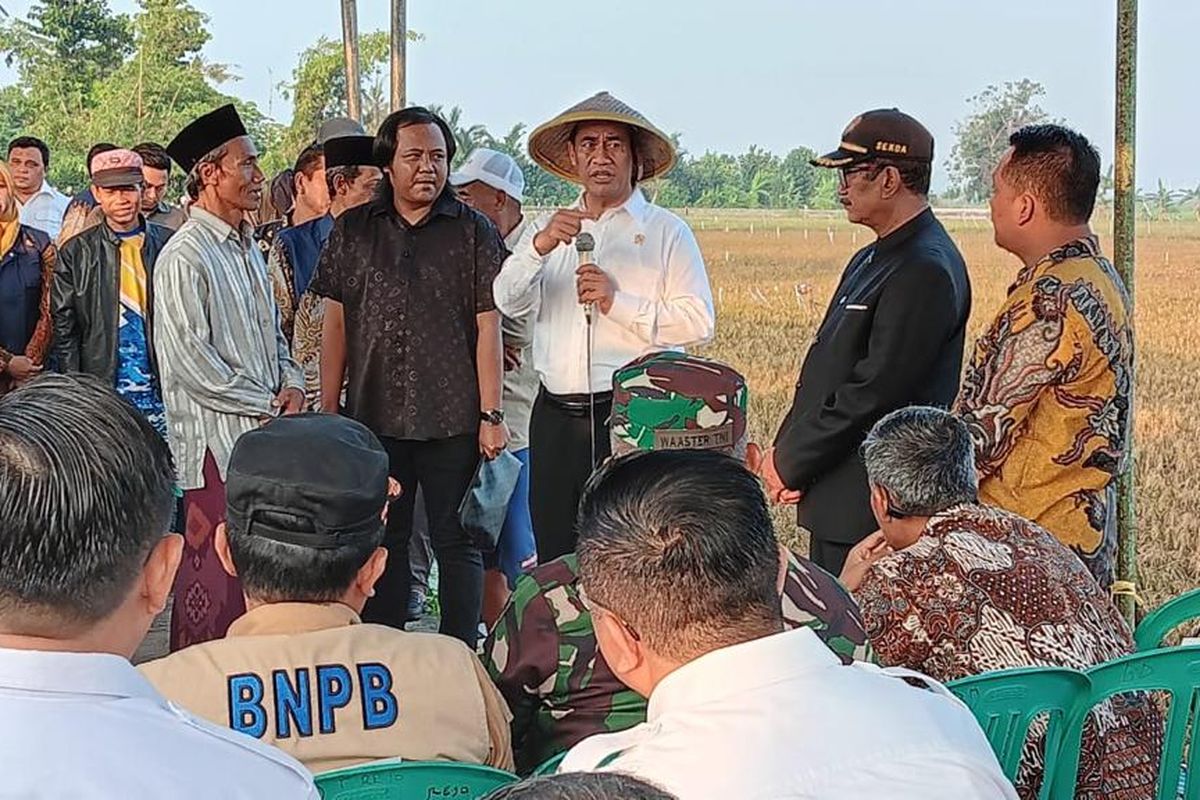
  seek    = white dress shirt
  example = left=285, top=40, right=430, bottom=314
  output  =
left=493, top=189, right=714, bottom=396
left=561, top=627, right=1018, bottom=800
left=17, top=180, right=69, bottom=239
left=0, top=647, right=318, bottom=799
left=154, top=207, right=304, bottom=489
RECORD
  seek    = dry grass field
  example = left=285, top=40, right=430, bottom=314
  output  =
left=688, top=208, right=1200, bottom=612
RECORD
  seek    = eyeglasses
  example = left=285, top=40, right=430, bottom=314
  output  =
left=837, top=164, right=878, bottom=189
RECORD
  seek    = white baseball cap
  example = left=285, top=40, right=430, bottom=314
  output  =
left=449, top=148, right=525, bottom=203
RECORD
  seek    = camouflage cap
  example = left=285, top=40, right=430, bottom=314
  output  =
left=610, top=351, right=749, bottom=455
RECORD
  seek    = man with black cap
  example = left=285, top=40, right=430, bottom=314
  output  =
left=279, top=129, right=382, bottom=409
left=154, top=103, right=306, bottom=650
left=140, top=414, right=514, bottom=776
left=759, top=109, right=971, bottom=574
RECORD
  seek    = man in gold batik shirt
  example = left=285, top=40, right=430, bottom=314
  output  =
left=958, top=124, right=1132, bottom=589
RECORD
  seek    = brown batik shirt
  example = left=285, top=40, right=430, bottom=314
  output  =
left=855, top=503, right=1161, bottom=800
left=309, top=191, right=505, bottom=440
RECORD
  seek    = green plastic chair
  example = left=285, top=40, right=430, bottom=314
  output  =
left=1052, top=646, right=1200, bottom=800
left=315, top=761, right=519, bottom=800
left=947, top=666, right=1091, bottom=799
left=1136, top=588, right=1200, bottom=651
left=532, top=752, right=566, bottom=777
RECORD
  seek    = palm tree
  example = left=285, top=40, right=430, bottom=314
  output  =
left=427, top=104, right=488, bottom=167
left=485, top=122, right=527, bottom=156
left=1180, top=183, right=1200, bottom=220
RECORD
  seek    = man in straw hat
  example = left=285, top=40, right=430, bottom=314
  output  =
left=154, top=103, right=306, bottom=650
left=494, top=92, right=715, bottom=562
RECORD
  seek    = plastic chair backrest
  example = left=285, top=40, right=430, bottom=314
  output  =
left=948, top=666, right=1091, bottom=799
left=1136, top=589, right=1200, bottom=651
left=315, top=760, right=519, bottom=800
left=1052, top=646, right=1200, bottom=800
left=532, top=752, right=566, bottom=777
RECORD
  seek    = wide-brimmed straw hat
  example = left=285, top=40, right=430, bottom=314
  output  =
left=528, top=91, right=676, bottom=184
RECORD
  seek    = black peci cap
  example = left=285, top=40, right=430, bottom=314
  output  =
left=325, top=135, right=377, bottom=169
left=225, top=413, right=390, bottom=550
left=811, top=108, right=934, bottom=168
left=167, top=104, right=249, bottom=173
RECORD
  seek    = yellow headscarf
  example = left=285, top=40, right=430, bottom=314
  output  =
left=0, top=160, right=24, bottom=258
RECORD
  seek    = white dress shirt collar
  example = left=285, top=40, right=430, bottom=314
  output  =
left=0, top=647, right=160, bottom=702
left=570, top=187, right=651, bottom=223
left=647, top=627, right=834, bottom=722
left=504, top=215, right=530, bottom=250
left=22, top=179, right=55, bottom=204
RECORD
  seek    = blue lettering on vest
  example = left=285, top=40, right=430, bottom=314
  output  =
left=315, top=664, right=353, bottom=734
left=227, top=673, right=267, bottom=738
left=357, top=662, right=398, bottom=730
left=272, top=668, right=313, bottom=739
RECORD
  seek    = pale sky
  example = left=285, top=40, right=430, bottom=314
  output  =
left=1, top=0, right=1194, bottom=192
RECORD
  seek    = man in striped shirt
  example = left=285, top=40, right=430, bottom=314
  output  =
left=153, top=104, right=305, bottom=650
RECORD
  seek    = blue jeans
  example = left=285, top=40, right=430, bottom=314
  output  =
left=487, top=447, right=537, bottom=588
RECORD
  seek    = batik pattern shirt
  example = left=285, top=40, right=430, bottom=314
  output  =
left=957, top=237, right=1132, bottom=588
left=482, top=551, right=873, bottom=774
left=114, top=228, right=166, bottom=438
left=855, top=503, right=1161, bottom=800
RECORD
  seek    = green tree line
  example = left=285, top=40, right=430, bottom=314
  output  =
left=0, top=0, right=840, bottom=209
left=4, top=2, right=1194, bottom=214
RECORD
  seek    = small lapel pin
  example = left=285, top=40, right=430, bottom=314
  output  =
left=634, top=233, right=645, bottom=246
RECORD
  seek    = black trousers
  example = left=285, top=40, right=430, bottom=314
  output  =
left=809, top=535, right=854, bottom=577
left=364, top=434, right=482, bottom=646
left=529, top=388, right=612, bottom=562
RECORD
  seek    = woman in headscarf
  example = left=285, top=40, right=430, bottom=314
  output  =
left=0, top=159, right=56, bottom=395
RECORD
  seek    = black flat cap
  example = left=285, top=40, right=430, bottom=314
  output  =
left=325, top=135, right=377, bottom=169
left=226, top=413, right=389, bottom=550
left=167, top=104, right=249, bottom=173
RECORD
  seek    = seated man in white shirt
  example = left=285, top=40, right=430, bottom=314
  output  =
left=560, top=449, right=1018, bottom=800
left=0, top=374, right=317, bottom=799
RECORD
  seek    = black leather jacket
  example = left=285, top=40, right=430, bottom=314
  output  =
left=51, top=220, right=174, bottom=383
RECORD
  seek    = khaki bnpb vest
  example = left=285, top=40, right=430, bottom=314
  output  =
left=140, top=604, right=513, bottom=774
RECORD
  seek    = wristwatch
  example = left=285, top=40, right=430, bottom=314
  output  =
left=480, top=409, right=505, bottom=425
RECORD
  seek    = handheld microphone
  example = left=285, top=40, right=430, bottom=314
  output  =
left=575, top=232, right=596, bottom=325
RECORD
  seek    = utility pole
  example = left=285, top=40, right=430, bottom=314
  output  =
left=390, top=0, right=407, bottom=111
left=340, top=0, right=362, bottom=122
left=1113, top=0, right=1139, bottom=625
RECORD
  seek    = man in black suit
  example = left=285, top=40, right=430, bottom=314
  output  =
left=757, top=109, right=971, bottom=574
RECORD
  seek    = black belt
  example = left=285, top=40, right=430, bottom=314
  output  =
left=540, top=387, right=613, bottom=415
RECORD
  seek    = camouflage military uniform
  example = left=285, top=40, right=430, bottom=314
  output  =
left=482, top=551, right=872, bottom=774
left=481, top=351, right=873, bottom=774
left=609, top=350, right=750, bottom=455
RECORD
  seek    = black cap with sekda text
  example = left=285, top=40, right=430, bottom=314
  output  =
left=811, top=108, right=934, bottom=168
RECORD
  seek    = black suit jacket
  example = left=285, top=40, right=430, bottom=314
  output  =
left=773, top=209, right=971, bottom=544
left=51, top=219, right=174, bottom=383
